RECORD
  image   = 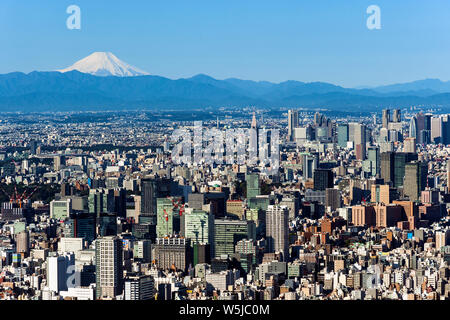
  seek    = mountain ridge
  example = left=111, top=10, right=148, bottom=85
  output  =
left=1, top=70, right=450, bottom=111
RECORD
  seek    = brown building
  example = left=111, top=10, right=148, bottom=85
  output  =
left=371, top=184, right=392, bottom=204
left=351, top=205, right=376, bottom=227
left=154, top=237, right=190, bottom=272
left=418, top=204, right=441, bottom=222
left=375, top=204, right=402, bottom=228
left=226, top=200, right=244, bottom=219
left=16, top=231, right=30, bottom=257
left=321, top=218, right=333, bottom=234
left=393, top=200, right=417, bottom=218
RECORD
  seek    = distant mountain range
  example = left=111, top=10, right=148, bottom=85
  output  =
left=1, top=52, right=450, bottom=112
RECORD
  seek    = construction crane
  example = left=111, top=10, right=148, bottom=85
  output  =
left=169, top=197, right=185, bottom=216
left=0, top=183, right=39, bottom=208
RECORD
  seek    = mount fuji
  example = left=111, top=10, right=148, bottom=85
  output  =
left=57, top=52, right=150, bottom=77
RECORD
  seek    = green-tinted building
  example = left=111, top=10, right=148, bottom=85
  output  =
left=337, top=124, right=349, bottom=148
left=88, top=189, right=116, bottom=217
left=50, top=199, right=72, bottom=220
left=287, top=262, right=304, bottom=278
left=88, top=190, right=103, bottom=217
left=394, top=152, right=418, bottom=187
left=214, top=219, right=256, bottom=258
left=248, top=196, right=270, bottom=211
left=367, top=146, right=380, bottom=177
left=183, top=208, right=214, bottom=245
left=403, top=161, right=428, bottom=202
left=246, top=173, right=260, bottom=199
left=13, top=220, right=26, bottom=234
left=156, top=197, right=182, bottom=237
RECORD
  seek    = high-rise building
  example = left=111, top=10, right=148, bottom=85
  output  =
left=351, top=205, right=376, bottom=227
left=366, top=146, right=380, bottom=176
left=235, top=239, right=259, bottom=266
left=337, top=123, right=349, bottom=148
left=302, top=153, right=318, bottom=180
left=416, top=112, right=425, bottom=138
left=404, top=137, right=416, bottom=153
left=266, top=205, right=289, bottom=260
left=435, top=230, right=450, bottom=250
left=382, top=109, right=390, bottom=128
left=47, top=253, right=75, bottom=293
left=141, top=178, right=171, bottom=217
left=214, top=219, right=256, bottom=258
left=156, top=197, right=181, bottom=237
left=287, top=110, right=299, bottom=142
left=325, top=188, right=341, bottom=212
left=246, top=173, right=260, bottom=199
left=374, top=204, right=402, bottom=228
left=124, top=274, right=155, bottom=300
left=16, top=231, right=29, bottom=257
left=350, top=123, right=367, bottom=160
left=95, top=236, right=124, bottom=299
left=192, top=243, right=211, bottom=266
left=409, top=116, right=417, bottom=139
left=113, top=188, right=127, bottom=218
left=380, top=152, right=395, bottom=185
left=29, top=140, right=37, bottom=155
left=371, top=184, right=392, bottom=204
left=442, top=115, right=450, bottom=145
left=431, top=116, right=443, bottom=144
left=251, top=111, right=257, bottom=129
left=393, top=109, right=401, bottom=123
left=53, top=155, right=65, bottom=171
left=183, top=208, right=214, bottom=249
left=50, top=199, right=72, bottom=220
left=88, top=189, right=115, bottom=217
left=394, top=152, right=418, bottom=188
left=403, top=161, right=428, bottom=202
left=226, top=200, right=245, bottom=219
left=67, top=212, right=96, bottom=244
left=313, top=169, right=333, bottom=191
left=154, top=237, right=190, bottom=272
left=133, top=240, right=152, bottom=262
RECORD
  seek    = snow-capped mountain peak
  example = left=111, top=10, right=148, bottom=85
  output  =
left=57, top=52, right=149, bottom=77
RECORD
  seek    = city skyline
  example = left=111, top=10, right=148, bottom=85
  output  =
left=1, top=0, right=450, bottom=306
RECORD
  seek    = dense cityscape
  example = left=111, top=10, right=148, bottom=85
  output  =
left=0, top=107, right=449, bottom=301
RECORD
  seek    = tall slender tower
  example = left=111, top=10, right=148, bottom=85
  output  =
left=251, top=112, right=257, bottom=129
left=382, top=109, right=390, bottom=129
left=393, top=109, right=401, bottom=123
left=409, top=116, right=418, bottom=139
left=266, top=205, right=289, bottom=261
left=95, top=236, right=124, bottom=299
left=287, top=110, right=299, bottom=142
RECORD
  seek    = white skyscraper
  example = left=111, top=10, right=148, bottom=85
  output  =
left=266, top=205, right=289, bottom=260
left=95, top=236, right=124, bottom=299
left=47, top=253, right=75, bottom=293
left=436, top=229, right=450, bottom=250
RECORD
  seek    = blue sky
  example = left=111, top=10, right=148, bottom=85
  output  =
left=1, top=0, right=449, bottom=87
